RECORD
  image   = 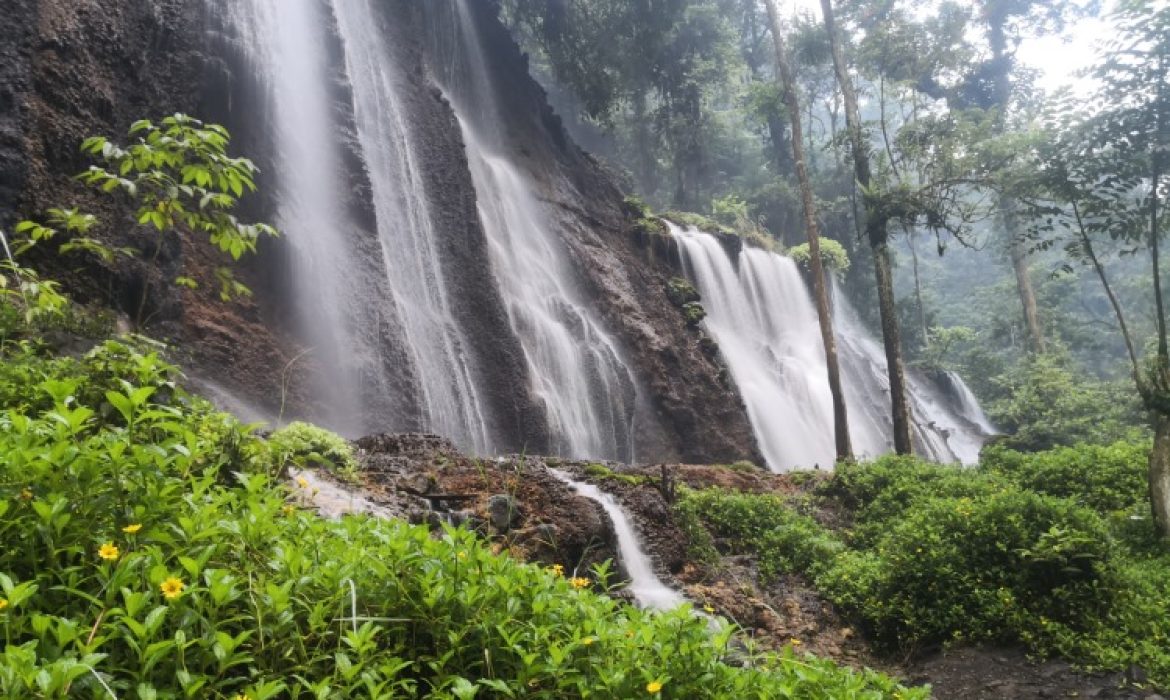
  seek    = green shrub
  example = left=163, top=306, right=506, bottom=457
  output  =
left=825, top=454, right=1009, bottom=544
left=677, top=489, right=845, bottom=581
left=981, top=440, right=1149, bottom=514
left=787, top=239, right=850, bottom=276
left=817, top=491, right=1119, bottom=650
left=268, top=420, right=358, bottom=478
left=0, top=334, right=926, bottom=698
left=666, top=276, right=700, bottom=307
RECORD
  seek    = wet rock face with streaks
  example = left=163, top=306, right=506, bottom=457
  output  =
left=5, top=0, right=759, bottom=465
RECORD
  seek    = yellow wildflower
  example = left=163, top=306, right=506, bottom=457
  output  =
left=789, top=638, right=803, bottom=646
left=234, top=694, right=249, bottom=700
left=19, top=488, right=33, bottom=501
left=582, top=636, right=595, bottom=646
left=282, top=504, right=295, bottom=515
left=703, top=604, right=715, bottom=614
left=550, top=564, right=564, bottom=577
left=0, top=598, right=8, bottom=611
left=457, top=551, right=467, bottom=560
left=296, top=476, right=309, bottom=489
left=122, top=523, right=143, bottom=534
left=160, top=577, right=186, bottom=600
left=569, top=577, right=589, bottom=589
left=98, top=542, right=120, bottom=561
left=646, top=680, right=664, bottom=694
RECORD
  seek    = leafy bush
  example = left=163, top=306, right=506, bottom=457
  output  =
left=818, top=491, right=1118, bottom=649
left=981, top=440, right=1150, bottom=513
left=824, top=454, right=1010, bottom=544
left=984, top=353, right=1146, bottom=451
left=787, top=239, right=850, bottom=276
left=0, top=335, right=926, bottom=698
left=677, top=452, right=1170, bottom=685
left=269, top=420, right=358, bottom=479
left=676, top=489, right=844, bottom=581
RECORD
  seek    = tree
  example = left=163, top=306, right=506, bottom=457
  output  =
left=819, top=0, right=912, bottom=454
left=1022, top=1, right=1170, bottom=537
left=763, top=0, right=853, bottom=462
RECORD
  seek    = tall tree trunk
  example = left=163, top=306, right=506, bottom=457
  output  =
left=907, top=228, right=929, bottom=349
left=1148, top=65, right=1169, bottom=538
left=986, top=17, right=1045, bottom=354
left=763, top=0, right=853, bottom=462
left=819, top=0, right=912, bottom=453
left=1152, top=416, right=1170, bottom=539
left=1005, top=202, right=1046, bottom=353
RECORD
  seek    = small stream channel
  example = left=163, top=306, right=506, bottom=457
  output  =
left=549, top=469, right=686, bottom=611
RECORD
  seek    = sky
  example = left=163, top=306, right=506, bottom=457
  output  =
left=784, top=0, right=1115, bottom=95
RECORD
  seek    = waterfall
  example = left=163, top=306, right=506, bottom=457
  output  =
left=550, top=470, right=685, bottom=611
left=670, top=223, right=990, bottom=470
left=212, top=0, right=492, bottom=451
left=426, top=0, right=638, bottom=461
left=941, top=370, right=999, bottom=436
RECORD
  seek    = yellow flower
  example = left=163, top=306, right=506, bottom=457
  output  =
left=457, top=551, right=467, bottom=560
left=646, top=680, right=664, bottom=694
left=282, top=504, right=295, bottom=515
left=703, top=604, right=715, bottom=614
left=550, top=563, right=564, bottom=576
left=296, top=476, right=309, bottom=489
left=234, top=694, right=249, bottom=700
left=569, top=577, right=589, bottom=589
left=98, top=542, right=120, bottom=561
left=0, top=598, right=8, bottom=611
left=160, top=577, right=186, bottom=600
left=582, top=636, right=594, bottom=646
left=789, top=638, right=803, bottom=646
left=19, top=488, right=33, bottom=501
left=122, top=523, right=143, bottom=534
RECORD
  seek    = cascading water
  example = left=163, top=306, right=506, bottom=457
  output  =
left=832, top=286, right=986, bottom=464
left=426, top=0, right=638, bottom=461
left=550, top=470, right=685, bottom=610
left=670, top=223, right=991, bottom=470
left=212, top=0, right=492, bottom=451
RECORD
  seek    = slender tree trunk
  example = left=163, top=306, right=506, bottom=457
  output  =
left=1152, top=416, right=1170, bottom=539
left=1073, top=202, right=1141, bottom=383
left=907, top=228, right=929, bottom=348
left=819, top=0, right=912, bottom=453
left=986, top=16, right=1046, bottom=355
left=1148, top=70, right=1169, bottom=538
left=763, top=0, right=853, bottom=462
left=1006, top=202, right=1046, bottom=353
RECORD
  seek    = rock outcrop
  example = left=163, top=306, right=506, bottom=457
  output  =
left=0, top=0, right=760, bottom=466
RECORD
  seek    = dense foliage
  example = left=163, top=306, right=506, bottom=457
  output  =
left=0, top=331, right=925, bottom=698
left=678, top=450, right=1170, bottom=686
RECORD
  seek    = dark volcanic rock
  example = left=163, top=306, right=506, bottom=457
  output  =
left=420, top=1, right=761, bottom=465
left=4, top=0, right=759, bottom=465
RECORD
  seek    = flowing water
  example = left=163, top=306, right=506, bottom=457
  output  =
left=670, top=223, right=991, bottom=470
left=213, top=0, right=492, bottom=451
left=427, top=0, right=638, bottom=461
left=550, top=470, right=685, bottom=610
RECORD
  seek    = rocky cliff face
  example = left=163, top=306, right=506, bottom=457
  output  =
left=0, top=0, right=759, bottom=466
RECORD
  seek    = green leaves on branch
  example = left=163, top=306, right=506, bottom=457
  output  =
left=78, top=114, right=278, bottom=269
left=788, top=238, right=850, bottom=276
left=8, top=114, right=277, bottom=318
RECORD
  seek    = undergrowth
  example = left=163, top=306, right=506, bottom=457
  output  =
left=0, top=333, right=925, bottom=698
left=677, top=450, right=1170, bottom=688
